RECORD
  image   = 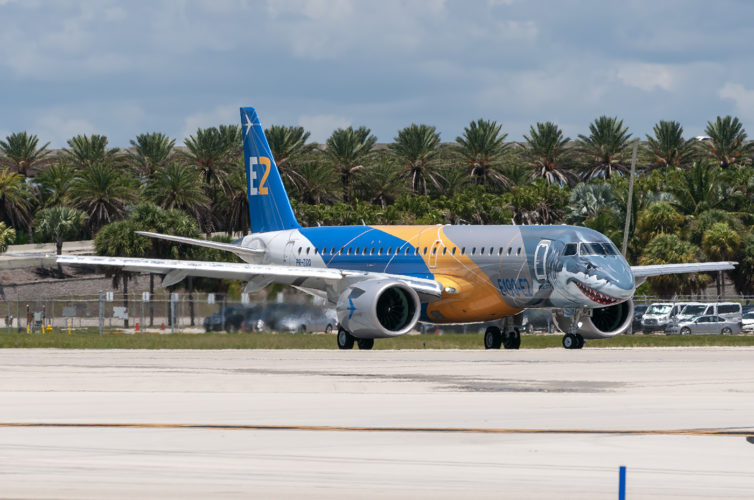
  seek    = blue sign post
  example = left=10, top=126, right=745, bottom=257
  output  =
left=619, top=466, right=627, bottom=499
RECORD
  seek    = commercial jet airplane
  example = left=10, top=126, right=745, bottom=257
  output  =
left=58, top=106, right=736, bottom=350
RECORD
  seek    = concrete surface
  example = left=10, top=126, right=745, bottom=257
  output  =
left=0, top=348, right=752, bottom=498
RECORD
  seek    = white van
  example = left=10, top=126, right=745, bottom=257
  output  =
left=676, top=302, right=709, bottom=322
left=641, top=302, right=696, bottom=332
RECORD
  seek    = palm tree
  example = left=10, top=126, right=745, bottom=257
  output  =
left=353, top=158, right=405, bottom=209
left=325, top=126, right=377, bottom=203
left=63, top=134, right=120, bottom=168
left=703, top=115, right=752, bottom=169
left=565, top=183, right=616, bottom=224
left=389, top=124, right=441, bottom=194
left=34, top=162, right=77, bottom=208
left=667, top=159, right=722, bottom=216
left=213, top=165, right=249, bottom=236
left=635, top=202, right=684, bottom=244
left=0, top=222, right=15, bottom=253
left=182, top=125, right=241, bottom=190
left=702, top=222, right=740, bottom=297
left=577, top=116, right=633, bottom=179
left=292, top=158, right=339, bottom=205
left=454, top=119, right=511, bottom=188
left=128, top=132, right=176, bottom=177
left=644, top=120, right=696, bottom=170
left=524, top=122, right=575, bottom=185
left=0, top=131, right=50, bottom=177
left=143, top=162, right=209, bottom=224
left=70, top=163, right=137, bottom=235
left=33, top=206, right=87, bottom=255
left=0, top=168, right=32, bottom=236
left=639, top=234, right=708, bottom=297
left=434, top=165, right=468, bottom=197
left=265, top=125, right=316, bottom=188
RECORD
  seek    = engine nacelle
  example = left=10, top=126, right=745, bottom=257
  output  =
left=336, top=279, right=421, bottom=339
left=552, top=300, right=634, bottom=339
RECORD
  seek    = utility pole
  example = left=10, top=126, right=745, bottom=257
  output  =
left=622, top=141, right=639, bottom=257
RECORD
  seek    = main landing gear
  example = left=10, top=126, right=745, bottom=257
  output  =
left=562, top=333, right=585, bottom=349
left=337, top=327, right=374, bottom=350
left=484, top=326, right=521, bottom=350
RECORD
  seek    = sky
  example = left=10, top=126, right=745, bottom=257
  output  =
left=2, top=0, right=754, bottom=148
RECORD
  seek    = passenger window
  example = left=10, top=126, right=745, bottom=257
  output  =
left=347, top=248, right=352, bottom=255
left=563, top=243, right=577, bottom=256
left=306, top=247, right=310, bottom=255
left=442, top=247, right=447, bottom=255
left=480, top=247, right=485, bottom=255
left=507, top=247, right=512, bottom=256
left=718, top=305, right=739, bottom=314
left=387, top=247, right=392, bottom=254
left=489, top=247, right=494, bottom=255
left=452, top=247, right=457, bottom=255
left=517, top=247, right=521, bottom=255
left=498, top=247, right=503, bottom=255
left=461, top=247, right=466, bottom=255
left=471, top=247, right=476, bottom=255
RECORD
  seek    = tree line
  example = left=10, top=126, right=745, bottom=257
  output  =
left=0, top=114, right=753, bottom=298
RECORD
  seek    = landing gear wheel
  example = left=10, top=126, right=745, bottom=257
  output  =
left=503, top=328, right=521, bottom=350
left=484, top=326, right=502, bottom=349
left=357, top=338, right=375, bottom=350
left=337, top=328, right=355, bottom=349
left=562, top=333, right=584, bottom=349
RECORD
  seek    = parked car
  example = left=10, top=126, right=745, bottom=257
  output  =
left=243, top=303, right=337, bottom=333
left=742, top=311, right=754, bottom=332
left=203, top=305, right=257, bottom=332
left=642, top=302, right=697, bottom=332
left=631, top=305, right=649, bottom=333
left=665, top=315, right=741, bottom=335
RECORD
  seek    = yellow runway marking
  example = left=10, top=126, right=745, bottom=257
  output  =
left=0, top=423, right=751, bottom=436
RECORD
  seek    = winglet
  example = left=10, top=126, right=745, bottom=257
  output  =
left=241, top=107, right=301, bottom=233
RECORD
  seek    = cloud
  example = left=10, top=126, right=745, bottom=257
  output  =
left=32, top=115, right=97, bottom=148
left=616, top=62, right=675, bottom=92
left=180, top=105, right=239, bottom=142
left=719, top=83, right=754, bottom=121
left=298, top=114, right=351, bottom=142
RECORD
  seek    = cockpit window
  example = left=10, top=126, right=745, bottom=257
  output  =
left=563, top=243, right=577, bottom=256
left=578, top=242, right=618, bottom=256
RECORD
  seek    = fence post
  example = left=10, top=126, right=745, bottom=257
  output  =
left=98, top=291, right=104, bottom=336
left=170, top=293, right=176, bottom=335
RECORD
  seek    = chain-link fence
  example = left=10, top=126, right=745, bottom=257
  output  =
left=0, top=291, right=328, bottom=335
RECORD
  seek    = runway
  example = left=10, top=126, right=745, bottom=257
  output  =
left=0, top=348, right=752, bottom=498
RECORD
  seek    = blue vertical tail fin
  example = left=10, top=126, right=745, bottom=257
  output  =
left=240, top=106, right=301, bottom=233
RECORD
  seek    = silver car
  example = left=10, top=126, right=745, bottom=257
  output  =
left=666, top=315, right=741, bottom=335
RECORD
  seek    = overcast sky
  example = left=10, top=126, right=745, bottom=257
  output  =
left=2, top=0, right=754, bottom=148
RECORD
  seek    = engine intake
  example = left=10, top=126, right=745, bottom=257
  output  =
left=337, top=279, right=420, bottom=338
left=552, top=301, right=633, bottom=339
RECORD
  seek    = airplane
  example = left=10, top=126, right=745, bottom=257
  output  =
left=58, top=106, right=737, bottom=350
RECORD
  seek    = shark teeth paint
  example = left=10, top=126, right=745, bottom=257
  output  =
left=573, top=280, right=619, bottom=305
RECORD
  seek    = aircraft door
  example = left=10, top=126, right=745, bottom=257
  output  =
left=429, top=240, right=443, bottom=268
left=534, top=240, right=551, bottom=281
left=283, top=240, right=295, bottom=265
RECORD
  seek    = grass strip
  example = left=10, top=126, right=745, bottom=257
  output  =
left=0, top=331, right=753, bottom=349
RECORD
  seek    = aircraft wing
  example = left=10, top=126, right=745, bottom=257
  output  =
left=631, top=261, right=737, bottom=285
left=631, top=261, right=737, bottom=277
left=56, top=255, right=443, bottom=297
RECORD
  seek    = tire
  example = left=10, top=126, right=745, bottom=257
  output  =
left=337, top=328, right=355, bottom=349
left=503, top=328, right=521, bottom=350
left=680, top=327, right=691, bottom=336
left=721, top=327, right=732, bottom=335
left=576, top=334, right=585, bottom=349
left=357, top=338, right=375, bottom=350
left=325, top=324, right=333, bottom=334
left=562, top=333, right=581, bottom=349
left=298, top=325, right=307, bottom=334
left=484, top=327, right=502, bottom=349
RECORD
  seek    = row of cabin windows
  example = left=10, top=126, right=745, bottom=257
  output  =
left=296, top=245, right=523, bottom=257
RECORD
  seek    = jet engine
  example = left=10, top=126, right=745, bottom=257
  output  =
left=336, top=279, right=421, bottom=338
left=552, top=300, right=633, bottom=339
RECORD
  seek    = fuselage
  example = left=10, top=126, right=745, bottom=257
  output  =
left=240, top=223, right=635, bottom=324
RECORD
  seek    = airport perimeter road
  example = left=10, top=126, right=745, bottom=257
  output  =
left=0, top=348, right=753, bottom=499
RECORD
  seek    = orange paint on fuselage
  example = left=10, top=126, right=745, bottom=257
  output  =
left=374, top=225, right=523, bottom=323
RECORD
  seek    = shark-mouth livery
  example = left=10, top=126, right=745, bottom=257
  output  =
left=58, top=106, right=737, bottom=350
